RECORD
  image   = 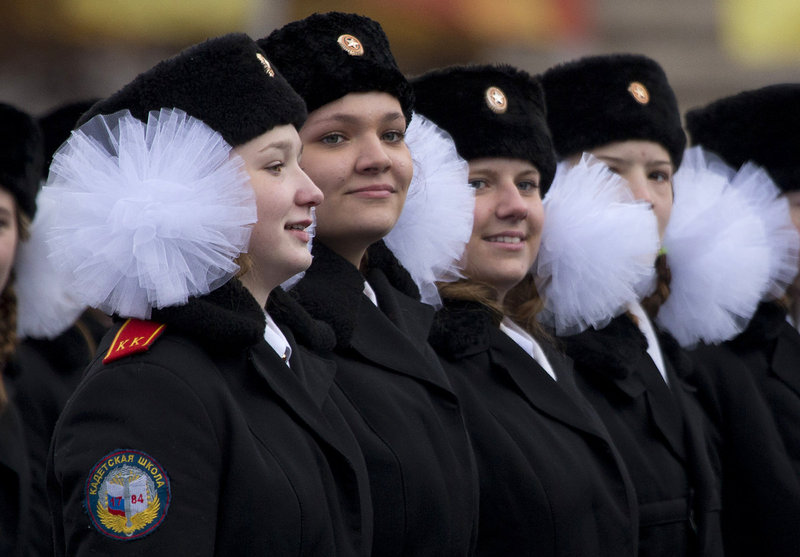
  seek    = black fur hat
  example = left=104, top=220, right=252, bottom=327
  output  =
left=39, top=99, right=98, bottom=177
left=685, top=84, right=800, bottom=192
left=0, top=103, right=43, bottom=219
left=540, top=54, right=686, bottom=167
left=258, top=12, right=414, bottom=124
left=79, top=33, right=306, bottom=147
left=412, top=64, right=556, bottom=193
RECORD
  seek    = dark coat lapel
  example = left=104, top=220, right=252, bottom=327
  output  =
left=293, top=240, right=454, bottom=395
left=639, top=356, right=687, bottom=462
left=0, top=402, right=28, bottom=490
left=771, top=325, right=800, bottom=398
left=565, top=314, right=687, bottom=462
left=281, top=327, right=337, bottom=409
left=236, top=343, right=364, bottom=476
left=0, top=400, right=30, bottom=552
left=350, top=292, right=454, bottom=394
left=153, top=278, right=357, bottom=468
left=488, top=329, right=610, bottom=439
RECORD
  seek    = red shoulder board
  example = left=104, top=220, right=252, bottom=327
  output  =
left=103, top=318, right=166, bottom=364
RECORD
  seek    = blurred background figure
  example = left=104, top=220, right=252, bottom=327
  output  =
left=0, top=101, right=50, bottom=557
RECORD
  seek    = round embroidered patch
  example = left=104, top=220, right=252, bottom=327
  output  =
left=85, top=449, right=171, bottom=541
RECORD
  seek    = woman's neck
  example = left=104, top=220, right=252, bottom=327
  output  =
left=317, top=237, right=369, bottom=270
left=238, top=272, right=275, bottom=309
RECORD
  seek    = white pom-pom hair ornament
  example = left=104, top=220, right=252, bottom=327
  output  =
left=16, top=189, right=87, bottom=339
left=385, top=113, right=474, bottom=307
left=43, top=109, right=257, bottom=319
left=535, top=155, right=659, bottom=336
left=728, top=160, right=800, bottom=301
left=656, top=146, right=773, bottom=347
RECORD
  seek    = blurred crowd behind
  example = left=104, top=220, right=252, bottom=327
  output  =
left=2, top=0, right=800, bottom=118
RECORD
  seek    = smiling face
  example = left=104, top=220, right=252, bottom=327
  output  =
left=233, top=124, right=323, bottom=299
left=298, top=92, right=413, bottom=267
left=583, top=140, right=675, bottom=240
left=462, top=157, right=544, bottom=303
left=0, top=188, right=18, bottom=293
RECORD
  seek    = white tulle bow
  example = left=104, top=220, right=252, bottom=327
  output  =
left=15, top=187, right=87, bottom=339
left=384, top=113, right=474, bottom=307
left=536, top=155, right=659, bottom=336
left=728, top=160, right=800, bottom=300
left=656, top=146, right=774, bottom=347
left=43, top=108, right=257, bottom=319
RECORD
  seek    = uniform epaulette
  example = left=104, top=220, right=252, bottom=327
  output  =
left=103, top=318, right=166, bottom=364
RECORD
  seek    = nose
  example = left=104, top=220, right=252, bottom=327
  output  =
left=296, top=169, right=323, bottom=207
left=355, top=135, right=392, bottom=174
left=625, top=172, right=653, bottom=206
left=495, top=181, right=528, bottom=221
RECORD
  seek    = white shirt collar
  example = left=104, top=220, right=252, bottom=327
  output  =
left=263, top=311, right=292, bottom=367
left=627, top=302, right=668, bottom=386
left=500, top=318, right=557, bottom=381
left=363, top=280, right=379, bottom=307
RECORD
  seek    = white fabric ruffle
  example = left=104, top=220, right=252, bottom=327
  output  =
left=535, top=155, right=659, bottom=336
left=15, top=188, right=87, bottom=339
left=657, top=146, right=772, bottom=347
left=728, top=161, right=800, bottom=300
left=43, top=108, right=257, bottom=319
left=384, top=113, right=474, bottom=307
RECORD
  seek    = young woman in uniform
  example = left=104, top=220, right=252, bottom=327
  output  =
left=412, top=63, right=639, bottom=557
left=45, top=34, right=372, bottom=556
left=259, top=13, right=478, bottom=556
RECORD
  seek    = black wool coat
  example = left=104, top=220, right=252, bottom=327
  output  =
left=1, top=325, right=94, bottom=557
left=290, top=241, right=479, bottom=557
left=689, top=337, right=800, bottom=557
left=562, top=314, right=723, bottom=557
left=726, top=301, right=800, bottom=478
left=0, top=398, right=31, bottom=557
left=429, top=300, right=638, bottom=557
left=48, top=279, right=373, bottom=556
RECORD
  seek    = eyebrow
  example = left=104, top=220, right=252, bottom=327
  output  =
left=597, top=155, right=672, bottom=167
left=313, top=111, right=405, bottom=126
left=258, top=140, right=295, bottom=153
left=469, top=167, right=541, bottom=180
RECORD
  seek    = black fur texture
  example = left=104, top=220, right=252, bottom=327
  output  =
left=686, top=84, right=800, bottom=192
left=412, top=64, right=556, bottom=193
left=258, top=12, right=414, bottom=124
left=429, top=299, right=494, bottom=360
left=0, top=103, right=43, bottom=219
left=540, top=54, right=686, bottom=167
left=79, top=33, right=306, bottom=147
left=150, top=278, right=265, bottom=353
left=290, top=240, right=419, bottom=349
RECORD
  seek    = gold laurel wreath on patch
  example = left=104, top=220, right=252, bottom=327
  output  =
left=97, top=493, right=161, bottom=536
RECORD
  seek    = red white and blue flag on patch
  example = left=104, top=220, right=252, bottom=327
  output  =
left=107, top=483, right=126, bottom=517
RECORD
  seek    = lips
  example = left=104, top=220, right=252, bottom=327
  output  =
left=485, top=235, right=522, bottom=244
left=348, top=184, right=395, bottom=195
left=285, top=219, right=312, bottom=232
left=484, top=232, right=526, bottom=244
